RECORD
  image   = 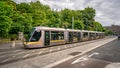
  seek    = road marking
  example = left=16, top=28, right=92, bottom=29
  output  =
left=71, top=56, right=88, bottom=64
left=43, top=56, right=73, bottom=68
left=1, top=59, right=10, bottom=63
left=22, top=54, right=30, bottom=58
left=50, top=49, right=53, bottom=52
left=32, top=50, right=36, bottom=52
left=0, top=55, right=6, bottom=59
left=12, top=55, right=16, bottom=57
left=43, top=37, right=117, bottom=68
left=65, top=46, right=67, bottom=48
left=14, top=50, right=21, bottom=52
left=88, top=52, right=99, bottom=58
left=58, top=47, right=60, bottom=50
left=17, top=52, right=25, bottom=55
left=38, top=51, right=42, bottom=55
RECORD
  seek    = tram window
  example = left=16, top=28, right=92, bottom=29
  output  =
left=51, top=31, right=64, bottom=40
left=26, top=28, right=35, bottom=42
left=90, top=33, right=95, bottom=37
left=83, top=32, right=88, bottom=37
left=30, top=31, right=41, bottom=42
left=96, top=33, right=99, bottom=36
left=78, top=32, right=81, bottom=37
left=73, top=32, right=77, bottom=38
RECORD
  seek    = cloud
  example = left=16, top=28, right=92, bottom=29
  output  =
left=13, top=0, right=120, bottom=26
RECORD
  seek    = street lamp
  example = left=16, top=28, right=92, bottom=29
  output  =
left=72, top=17, right=74, bottom=29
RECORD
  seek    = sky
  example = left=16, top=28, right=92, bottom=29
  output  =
left=13, top=0, right=120, bottom=26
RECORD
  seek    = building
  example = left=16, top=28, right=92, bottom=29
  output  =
left=105, top=25, right=120, bottom=35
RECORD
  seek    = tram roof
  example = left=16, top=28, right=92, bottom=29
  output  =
left=35, top=26, right=65, bottom=31
left=34, top=26, right=104, bottom=33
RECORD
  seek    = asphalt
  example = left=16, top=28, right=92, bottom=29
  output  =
left=52, top=38, right=120, bottom=68
left=87, top=39, right=120, bottom=62
left=0, top=41, right=23, bottom=51
left=0, top=38, right=108, bottom=66
left=0, top=36, right=116, bottom=68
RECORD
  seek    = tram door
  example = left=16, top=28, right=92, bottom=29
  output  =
left=44, top=31, right=50, bottom=46
left=77, top=32, right=81, bottom=42
left=69, top=32, right=73, bottom=43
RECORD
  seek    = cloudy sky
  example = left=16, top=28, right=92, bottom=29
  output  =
left=14, top=0, right=120, bottom=26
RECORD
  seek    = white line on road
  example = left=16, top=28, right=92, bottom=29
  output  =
left=71, top=56, right=88, bottom=64
left=38, top=51, right=42, bottom=55
left=22, top=54, right=30, bottom=58
left=88, top=52, right=99, bottom=58
left=17, top=52, right=25, bottom=55
left=50, top=49, right=53, bottom=52
left=44, top=37, right=116, bottom=68
left=1, top=59, right=11, bottom=63
left=43, top=56, right=73, bottom=68
left=58, top=47, right=60, bottom=50
left=14, top=50, right=21, bottom=52
left=0, top=55, right=6, bottom=59
left=12, top=55, right=16, bottom=57
left=32, top=50, right=36, bottom=52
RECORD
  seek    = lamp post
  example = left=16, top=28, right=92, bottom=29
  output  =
left=72, top=17, right=74, bottom=29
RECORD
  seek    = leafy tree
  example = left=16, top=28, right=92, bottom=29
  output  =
left=81, top=7, right=96, bottom=30
left=74, top=20, right=84, bottom=30
left=16, top=3, right=31, bottom=13
left=94, top=21, right=104, bottom=31
left=0, top=2, right=13, bottom=38
left=0, top=0, right=106, bottom=39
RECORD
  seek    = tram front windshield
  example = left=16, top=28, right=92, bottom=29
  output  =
left=26, top=28, right=41, bottom=42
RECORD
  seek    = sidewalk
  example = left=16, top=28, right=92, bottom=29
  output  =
left=0, top=40, right=23, bottom=51
left=0, top=36, right=117, bottom=68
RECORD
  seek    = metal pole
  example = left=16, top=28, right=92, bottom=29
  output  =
left=72, top=17, right=74, bottom=29
left=22, top=26, right=24, bottom=45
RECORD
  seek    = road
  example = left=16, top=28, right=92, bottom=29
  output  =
left=0, top=36, right=116, bottom=68
left=0, top=37, right=109, bottom=65
left=52, top=39, right=120, bottom=68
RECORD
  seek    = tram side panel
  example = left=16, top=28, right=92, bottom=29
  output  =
left=49, top=31, right=65, bottom=46
left=65, top=30, right=68, bottom=43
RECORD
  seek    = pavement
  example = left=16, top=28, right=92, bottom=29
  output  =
left=0, top=36, right=117, bottom=68
left=0, top=40, right=23, bottom=51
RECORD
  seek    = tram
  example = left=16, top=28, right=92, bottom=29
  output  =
left=24, top=26, right=105, bottom=48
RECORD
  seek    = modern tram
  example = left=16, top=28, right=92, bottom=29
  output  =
left=23, top=26, right=105, bottom=48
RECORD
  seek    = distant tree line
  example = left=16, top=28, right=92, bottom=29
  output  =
left=0, top=0, right=112, bottom=38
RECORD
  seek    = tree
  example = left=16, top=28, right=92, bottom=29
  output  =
left=74, top=20, right=84, bottom=30
left=0, top=2, right=13, bottom=38
left=16, top=3, right=31, bottom=13
left=0, top=0, right=106, bottom=39
left=81, top=7, right=96, bottom=30
left=94, top=21, right=104, bottom=31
